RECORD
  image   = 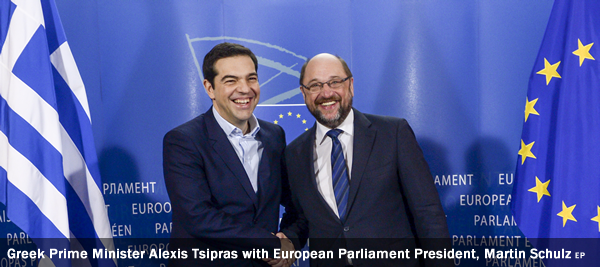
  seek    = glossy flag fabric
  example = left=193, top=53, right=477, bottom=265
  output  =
left=512, top=0, right=600, bottom=239
left=0, top=0, right=115, bottom=266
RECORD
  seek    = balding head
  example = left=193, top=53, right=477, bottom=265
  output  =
left=299, top=53, right=354, bottom=129
left=299, top=53, right=352, bottom=86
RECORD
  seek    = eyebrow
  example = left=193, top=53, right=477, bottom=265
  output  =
left=306, top=75, right=343, bottom=84
left=220, top=72, right=258, bottom=82
left=220, top=75, right=239, bottom=82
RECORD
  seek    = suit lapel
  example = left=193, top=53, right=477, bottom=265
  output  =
left=205, top=108, right=259, bottom=207
left=255, top=127, right=271, bottom=211
left=348, top=109, right=376, bottom=216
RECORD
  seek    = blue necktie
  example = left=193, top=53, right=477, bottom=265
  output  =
left=326, top=129, right=349, bottom=221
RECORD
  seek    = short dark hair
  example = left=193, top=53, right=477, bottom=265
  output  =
left=202, top=42, right=258, bottom=86
left=299, top=54, right=352, bottom=85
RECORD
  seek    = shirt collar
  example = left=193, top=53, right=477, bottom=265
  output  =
left=316, top=109, right=354, bottom=145
left=212, top=106, right=260, bottom=137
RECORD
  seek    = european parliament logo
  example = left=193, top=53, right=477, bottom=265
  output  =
left=186, top=36, right=314, bottom=142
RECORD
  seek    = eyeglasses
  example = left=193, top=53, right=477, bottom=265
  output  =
left=301, top=76, right=352, bottom=94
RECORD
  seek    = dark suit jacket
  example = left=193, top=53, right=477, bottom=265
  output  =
left=163, top=107, right=296, bottom=267
left=284, top=109, right=451, bottom=267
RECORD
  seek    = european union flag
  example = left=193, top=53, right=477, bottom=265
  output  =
left=254, top=104, right=315, bottom=144
left=511, top=0, right=600, bottom=239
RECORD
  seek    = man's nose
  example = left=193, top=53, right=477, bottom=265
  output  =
left=319, top=83, right=336, bottom=97
left=237, top=80, right=252, bottom=93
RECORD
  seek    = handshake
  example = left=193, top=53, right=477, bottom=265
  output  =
left=263, top=232, right=296, bottom=267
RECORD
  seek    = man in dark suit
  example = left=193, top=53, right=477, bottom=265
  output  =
left=283, top=53, right=452, bottom=266
left=163, top=43, right=296, bottom=267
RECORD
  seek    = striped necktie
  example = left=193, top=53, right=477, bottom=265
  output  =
left=326, top=129, right=349, bottom=221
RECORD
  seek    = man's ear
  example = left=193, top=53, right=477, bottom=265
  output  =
left=300, top=86, right=311, bottom=104
left=204, top=79, right=215, bottom=100
left=349, top=77, right=354, bottom=97
left=299, top=86, right=307, bottom=99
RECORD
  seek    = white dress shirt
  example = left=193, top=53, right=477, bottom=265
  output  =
left=213, top=107, right=263, bottom=192
left=314, top=109, right=354, bottom=218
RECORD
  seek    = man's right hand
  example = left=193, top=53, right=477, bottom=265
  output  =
left=263, top=232, right=296, bottom=267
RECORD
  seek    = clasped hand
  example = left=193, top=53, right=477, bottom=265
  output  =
left=263, top=232, right=296, bottom=267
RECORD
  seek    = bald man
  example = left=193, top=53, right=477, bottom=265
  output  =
left=283, top=53, right=451, bottom=267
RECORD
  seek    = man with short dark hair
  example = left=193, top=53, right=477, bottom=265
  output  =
left=285, top=53, right=451, bottom=267
left=163, top=42, right=296, bottom=267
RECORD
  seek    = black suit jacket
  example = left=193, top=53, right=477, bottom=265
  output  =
left=163, top=107, right=296, bottom=267
left=284, top=109, right=451, bottom=267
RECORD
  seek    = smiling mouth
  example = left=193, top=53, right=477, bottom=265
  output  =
left=233, top=98, right=250, bottom=104
left=320, top=101, right=336, bottom=106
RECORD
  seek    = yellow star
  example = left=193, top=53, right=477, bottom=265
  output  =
left=518, top=140, right=536, bottom=165
left=524, top=97, right=540, bottom=122
left=536, top=58, right=561, bottom=85
left=305, top=128, right=308, bottom=131
left=528, top=177, right=550, bottom=202
left=279, top=114, right=283, bottom=119
left=572, top=39, right=594, bottom=66
left=296, top=114, right=301, bottom=118
left=591, top=206, right=600, bottom=232
left=302, top=119, right=307, bottom=124
left=287, top=112, right=292, bottom=116
left=557, top=201, right=577, bottom=227
left=274, top=120, right=278, bottom=124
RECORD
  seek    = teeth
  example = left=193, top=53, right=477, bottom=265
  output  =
left=234, top=99, right=250, bottom=104
left=321, top=101, right=336, bottom=106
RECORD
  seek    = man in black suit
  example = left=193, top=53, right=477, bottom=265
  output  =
left=163, top=43, right=296, bottom=267
left=283, top=53, right=451, bottom=266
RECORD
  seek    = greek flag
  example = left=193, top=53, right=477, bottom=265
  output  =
left=1, top=0, right=115, bottom=266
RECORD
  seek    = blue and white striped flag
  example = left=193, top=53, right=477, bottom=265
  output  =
left=1, top=0, right=115, bottom=266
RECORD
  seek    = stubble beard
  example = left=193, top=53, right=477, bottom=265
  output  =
left=310, top=97, right=353, bottom=129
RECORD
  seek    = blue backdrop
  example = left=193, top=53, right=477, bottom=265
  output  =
left=0, top=1, right=556, bottom=266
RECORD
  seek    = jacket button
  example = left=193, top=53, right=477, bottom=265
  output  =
left=344, top=226, right=350, bottom=232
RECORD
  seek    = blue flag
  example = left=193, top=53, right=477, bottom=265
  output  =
left=0, top=0, right=115, bottom=266
left=254, top=104, right=315, bottom=144
left=512, top=0, right=600, bottom=239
